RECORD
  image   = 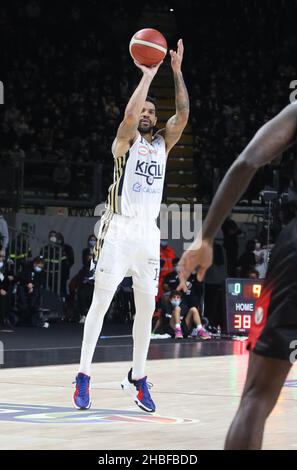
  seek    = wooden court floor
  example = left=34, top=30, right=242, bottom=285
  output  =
left=0, top=354, right=296, bottom=450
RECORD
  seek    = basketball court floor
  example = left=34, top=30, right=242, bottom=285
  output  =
left=0, top=335, right=297, bottom=450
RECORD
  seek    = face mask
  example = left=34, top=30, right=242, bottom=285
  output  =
left=0, top=261, right=4, bottom=269
left=160, top=241, right=168, bottom=248
left=50, top=236, right=57, bottom=243
left=171, top=299, right=181, bottom=307
left=89, top=240, right=96, bottom=247
left=34, top=266, right=43, bottom=273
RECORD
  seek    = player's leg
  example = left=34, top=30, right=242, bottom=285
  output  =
left=120, top=288, right=157, bottom=412
left=132, top=289, right=156, bottom=379
left=225, top=351, right=292, bottom=449
left=121, top=229, right=160, bottom=412
left=225, top=218, right=297, bottom=448
left=73, top=222, right=131, bottom=409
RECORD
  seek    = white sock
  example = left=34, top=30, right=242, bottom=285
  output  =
left=79, top=286, right=115, bottom=376
left=197, top=324, right=203, bottom=330
left=131, top=290, right=156, bottom=381
left=175, top=323, right=181, bottom=329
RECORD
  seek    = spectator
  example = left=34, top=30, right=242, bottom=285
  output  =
left=82, top=234, right=97, bottom=268
left=17, top=257, right=48, bottom=328
left=160, top=239, right=176, bottom=279
left=158, top=290, right=211, bottom=340
left=253, top=240, right=270, bottom=279
left=69, top=264, right=95, bottom=323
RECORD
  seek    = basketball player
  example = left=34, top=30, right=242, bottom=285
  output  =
left=178, top=101, right=297, bottom=448
left=73, top=39, right=189, bottom=412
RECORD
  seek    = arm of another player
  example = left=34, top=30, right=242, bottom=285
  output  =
left=112, top=61, right=163, bottom=158
left=178, top=102, right=297, bottom=288
left=158, top=39, right=189, bottom=154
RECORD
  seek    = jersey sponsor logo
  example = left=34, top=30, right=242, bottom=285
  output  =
left=0, top=403, right=197, bottom=424
left=135, top=160, right=164, bottom=185
left=132, top=182, right=162, bottom=194
left=138, top=144, right=157, bottom=157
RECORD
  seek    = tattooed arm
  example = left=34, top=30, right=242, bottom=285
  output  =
left=158, top=39, right=189, bottom=154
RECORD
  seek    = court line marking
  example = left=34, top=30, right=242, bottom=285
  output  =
left=0, top=381, right=296, bottom=401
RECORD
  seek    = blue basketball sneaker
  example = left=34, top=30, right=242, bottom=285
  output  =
left=121, top=368, right=156, bottom=413
left=72, top=372, right=91, bottom=410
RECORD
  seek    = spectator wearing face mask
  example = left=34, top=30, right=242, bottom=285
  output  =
left=160, top=290, right=211, bottom=340
left=82, top=234, right=97, bottom=268
left=17, top=257, right=48, bottom=327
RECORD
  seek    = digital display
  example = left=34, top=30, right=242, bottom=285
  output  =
left=225, top=278, right=264, bottom=335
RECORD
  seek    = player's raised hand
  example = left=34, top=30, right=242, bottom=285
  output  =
left=134, top=60, right=163, bottom=78
left=177, top=239, right=213, bottom=291
left=170, top=39, right=184, bottom=73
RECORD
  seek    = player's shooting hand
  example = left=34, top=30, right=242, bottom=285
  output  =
left=170, top=39, right=184, bottom=73
left=177, top=239, right=213, bottom=291
left=134, top=60, right=163, bottom=78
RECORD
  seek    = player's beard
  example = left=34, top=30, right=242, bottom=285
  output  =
left=138, top=121, right=154, bottom=134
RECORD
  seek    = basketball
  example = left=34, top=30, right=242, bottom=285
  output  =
left=129, top=28, right=167, bottom=66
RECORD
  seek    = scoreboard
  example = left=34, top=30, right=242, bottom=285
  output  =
left=225, top=278, right=264, bottom=335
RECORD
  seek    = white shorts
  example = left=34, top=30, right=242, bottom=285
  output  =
left=95, top=212, right=160, bottom=296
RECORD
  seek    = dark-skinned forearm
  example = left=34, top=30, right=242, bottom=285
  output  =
left=173, top=71, right=189, bottom=121
left=202, top=103, right=297, bottom=242
left=202, top=157, right=257, bottom=241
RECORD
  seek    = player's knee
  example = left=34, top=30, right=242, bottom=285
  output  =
left=241, top=387, right=276, bottom=417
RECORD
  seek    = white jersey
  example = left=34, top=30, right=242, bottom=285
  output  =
left=106, top=132, right=167, bottom=219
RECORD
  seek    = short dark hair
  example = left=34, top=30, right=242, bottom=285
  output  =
left=145, top=95, right=157, bottom=113
left=169, top=290, right=182, bottom=299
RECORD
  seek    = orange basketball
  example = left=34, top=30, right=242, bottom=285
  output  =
left=129, top=28, right=167, bottom=66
